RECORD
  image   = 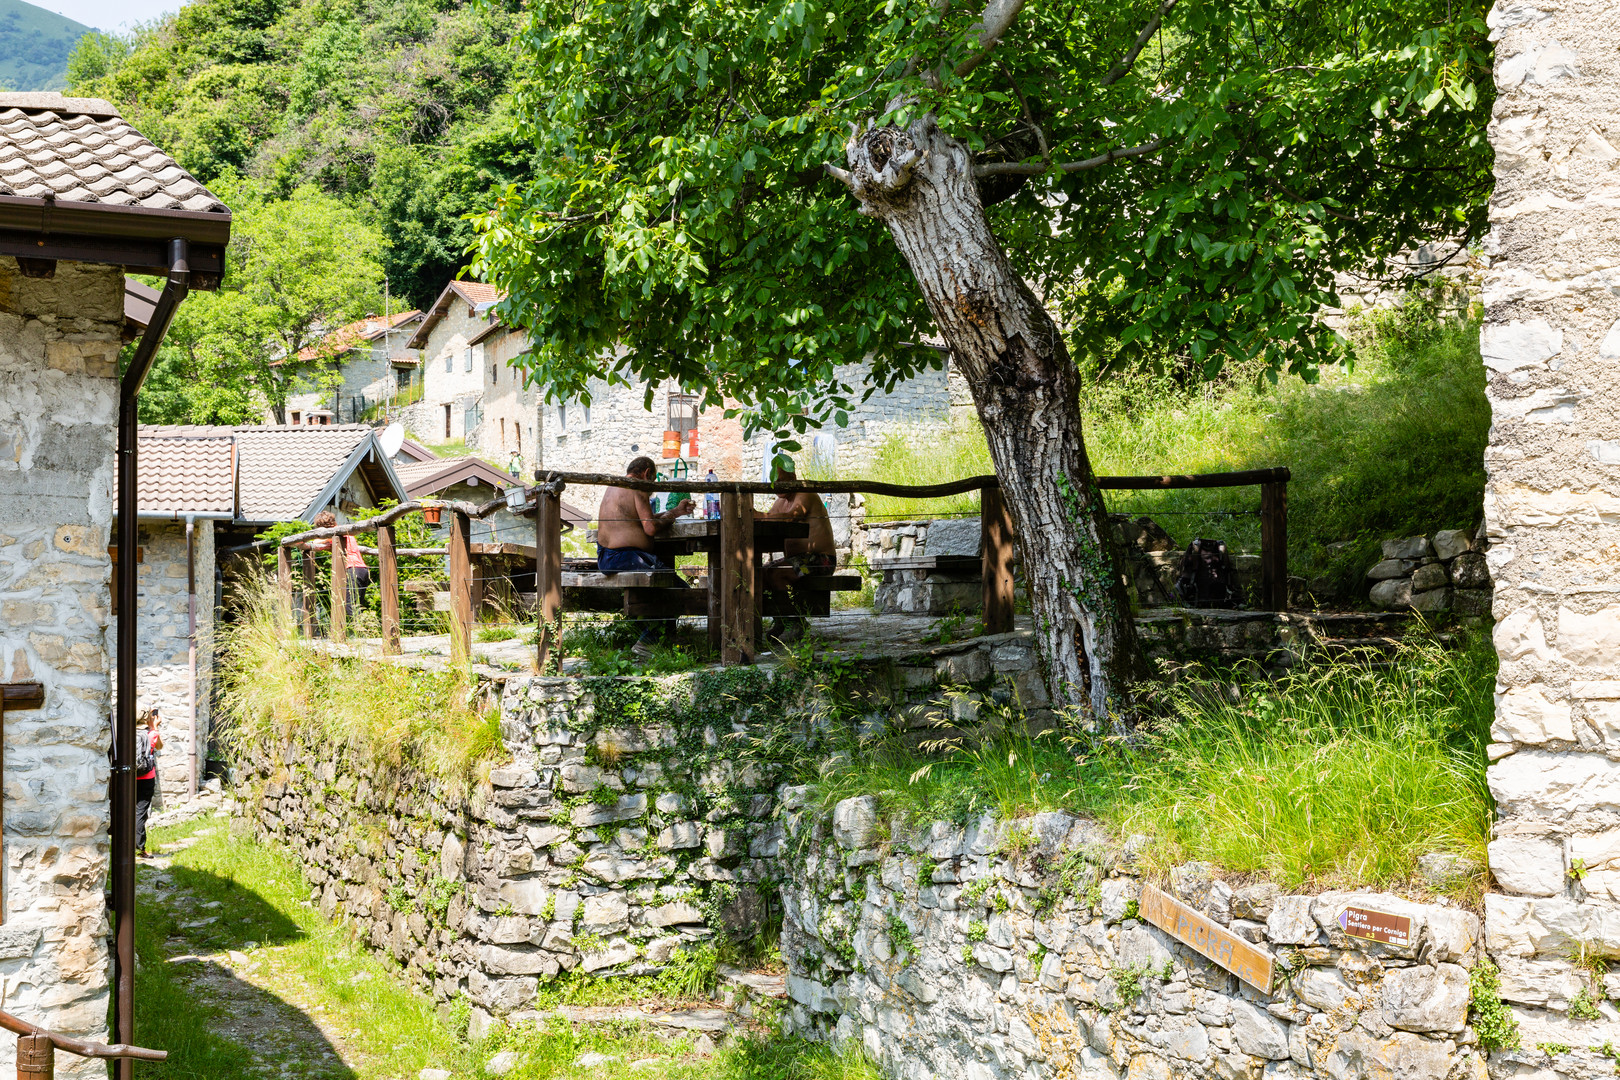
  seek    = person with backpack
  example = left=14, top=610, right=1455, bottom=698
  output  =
left=135, top=708, right=162, bottom=859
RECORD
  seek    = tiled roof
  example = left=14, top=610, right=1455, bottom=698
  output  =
left=234, top=424, right=378, bottom=521
left=407, top=279, right=507, bottom=349
left=293, top=309, right=424, bottom=363
left=454, top=282, right=502, bottom=306
left=0, top=93, right=228, bottom=213
left=395, top=456, right=588, bottom=526
left=132, top=425, right=235, bottom=515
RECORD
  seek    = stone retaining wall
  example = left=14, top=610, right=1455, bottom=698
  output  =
left=780, top=802, right=1492, bottom=1080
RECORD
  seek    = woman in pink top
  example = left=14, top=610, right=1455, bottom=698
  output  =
left=312, top=510, right=371, bottom=623
left=135, top=708, right=162, bottom=858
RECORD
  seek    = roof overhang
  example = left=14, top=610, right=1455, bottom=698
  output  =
left=0, top=196, right=229, bottom=287
left=299, top=431, right=409, bottom=520
left=399, top=457, right=515, bottom=499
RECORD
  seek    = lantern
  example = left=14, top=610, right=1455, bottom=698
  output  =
left=662, top=429, right=681, bottom=459
left=687, top=428, right=700, bottom=457
left=421, top=504, right=442, bottom=526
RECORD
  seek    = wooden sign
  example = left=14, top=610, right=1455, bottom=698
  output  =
left=1139, top=884, right=1273, bottom=993
left=1338, top=906, right=1412, bottom=947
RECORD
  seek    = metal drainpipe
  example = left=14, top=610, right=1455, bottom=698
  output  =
left=114, top=238, right=190, bottom=1079
left=185, top=513, right=197, bottom=798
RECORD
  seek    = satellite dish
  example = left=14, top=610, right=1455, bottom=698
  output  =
left=379, top=422, right=405, bottom=459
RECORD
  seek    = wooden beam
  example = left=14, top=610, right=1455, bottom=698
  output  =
left=1260, top=480, right=1289, bottom=612
left=536, top=490, right=563, bottom=673
left=328, top=539, right=346, bottom=644
left=377, top=524, right=401, bottom=655
left=276, top=546, right=293, bottom=626
left=1, top=684, right=45, bottom=710
left=981, top=485, right=1015, bottom=635
left=719, top=492, right=756, bottom=664
left=448, top=511, right=473, bottom=663
left=707, top=544, right=722, bottom=654
left=300, top=550, right=318, bottom=638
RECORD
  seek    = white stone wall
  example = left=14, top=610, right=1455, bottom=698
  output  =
left=1481, top=1, right=1620, bottom=1067
left=479, top=329, right=541, bottom=473
left=129, top=521, right=213, bottom=805
left=0, top=256, right=123, bottom=1074
left=410, top=304, right=491, bottom=444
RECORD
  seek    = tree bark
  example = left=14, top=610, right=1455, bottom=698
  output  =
left=841, top=115, right=1149, bottom=722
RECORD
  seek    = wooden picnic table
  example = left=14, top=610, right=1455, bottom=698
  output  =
left=574, top=513, right=858, bottom=658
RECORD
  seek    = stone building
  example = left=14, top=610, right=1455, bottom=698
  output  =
left=403, top=280, right=507, bottom=446
left=0, top=91, right=231, bottom=1072
left=274, top=309, right=424, bottom=427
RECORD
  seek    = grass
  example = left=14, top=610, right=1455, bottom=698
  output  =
left=809, top=633, right=1496, bottom=894
left=555, top=615, right=715, bottom=675
left=137, top=818, right=881, bottom=1080
left=221, top=577, right=505, bottom=791
left=860, top=290, right=1488, bottom=589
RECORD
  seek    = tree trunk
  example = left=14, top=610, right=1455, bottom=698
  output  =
left=842, top=115, right=1149, bottom=722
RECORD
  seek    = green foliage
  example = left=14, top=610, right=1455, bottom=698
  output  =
left=423, top=876, right=461, bottom=925
left=1537, top=1043, right=1572, bottom=1057
left=885, top=914, right=914, bottom=959
left=966, top=920, right=987, bottom=944
left=811, top=634, right=1495, bottom=892
left=472, top=0, right=1490, bottom=446
left=0, top=0, right=90, bottom=92
left=1109, top=963, right=1151, bottom=1008
left=654, top=943, right=721, bottom=999
left=1570, top=986, right=1603, bottom=1021
left=1470, top=959, right=1523, bottom=1051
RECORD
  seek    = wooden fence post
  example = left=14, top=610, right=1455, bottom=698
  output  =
left=448, top=510, right=473, bottom=663
left=300, top=550, right=318, bottom=637
left=536, top=489, right=563, bottom=673
left=377, top=524, right=401, bottom=655
left=1260, top=480, right=1289, bottom=612
left=720, top=491, right=756, bottom=664
left=328, top=537, right=347, bottom=644
left=276, top=546, right=293, bottom=627
left=981, top=483, right=1015, bottom=635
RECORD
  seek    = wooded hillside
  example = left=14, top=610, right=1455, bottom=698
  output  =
left=2, top=0, right=92, bottom=91
left=70, top=0, right=532, bottom=307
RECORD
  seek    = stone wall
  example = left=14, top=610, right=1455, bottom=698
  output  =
left=1364, top=529, right=1492, bottom=618
left=1480, top=0, right=1620, bottom=1071
left=781, top=802, right=1490, bottom=1080
left=0, top=256, right=125, bottom=1075
left=131, top=519, right=214, bottom=804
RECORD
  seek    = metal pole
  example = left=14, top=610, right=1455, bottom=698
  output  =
left=115, top=238, right=189, bottom=1080
left=185, top=515, right=197, bottom=798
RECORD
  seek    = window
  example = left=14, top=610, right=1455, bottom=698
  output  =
left=463, top=348, right=473, bottom=372
left=555, top=403, right=568, bottom=436
left=582, top=405, right=592, bottom=431
left=444, top=352, right=452, bottom=373
left=444, top=404, right=452, bottom=438
left=491, top=364, right=498, bottom=385
left=290, top=411, right=301, bottom=425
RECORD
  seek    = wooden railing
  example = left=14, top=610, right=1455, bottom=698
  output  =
left=265, top=467, right=1289, bottom=667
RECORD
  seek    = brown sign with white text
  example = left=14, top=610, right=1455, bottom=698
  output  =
left=1139, top=884, right=1273, bottom=993
left=1337, top=906, right=1412, bottom=947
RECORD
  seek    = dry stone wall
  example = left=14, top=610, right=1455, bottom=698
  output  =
left=1481, top=0, right=1620, bottom=1070
left=1364, top=529, right=1493, bottom=618
left=0, top=257, right=126, bottom=1076
left=780, top=802, right=1491, bottom=1080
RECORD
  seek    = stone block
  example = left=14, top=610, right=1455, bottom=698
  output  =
left=1557, top=605, right=1620, bottom=667
left=936, top=649, right=990, bottom=686
left=1453, top=589, right=1493, bottom=618
left=1489, top=750, right=1620, bottom=821
left=1266, top=896, right=1320, bottom=945
left=1381, top=963, right=1469, bottom=1032
left=1493, top=686, right=1575, bottom=744
left=1450, top=553, right=1490, bottom=589
left=1410, top=587, right=1452, bottom=613
left=1369, top=579, right=1413, bottom=609
left=832, top=796, right=880, bottom=851
left=580, top=893, right=629, bottom=931
left=1231, top=998, right=1290, bottom=1059
left=1411, top=562, right=1450, bottom=592
left=1367, top=559, right=1418, bottom=581
left=1480, top=320, right=1562, bottom=373
left=570, top=794, right=648, bottom=827
left=1490, top=838, right=1566, bottom=897
left=1432, top=530, right=1475, bottom=561
left=1382, top=536, right=1433, bottom=561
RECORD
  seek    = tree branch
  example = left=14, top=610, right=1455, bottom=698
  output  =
left=952, top=0, right=1029, bottom=79
left=1099, top=0, right=1178, bottom=87
left=972, top=137, right=1164, bottom=177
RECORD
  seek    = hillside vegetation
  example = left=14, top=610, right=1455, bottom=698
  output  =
left=69, top=0, right=532, bottom=308
left=0, top=0, right=90, bottom=91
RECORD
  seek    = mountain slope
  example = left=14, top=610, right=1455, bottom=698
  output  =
left=0, top=0, right=92, bottom=91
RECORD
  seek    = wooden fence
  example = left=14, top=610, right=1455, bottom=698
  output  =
left=266, top=466, right=1289, bottom=668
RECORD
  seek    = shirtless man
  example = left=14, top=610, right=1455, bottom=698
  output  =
left=596, top=456, right=694, bottom=655
left=760, top=458, right=835, bottom=644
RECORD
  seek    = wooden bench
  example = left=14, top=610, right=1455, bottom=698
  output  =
left=560, top=567, right=862, bottom=619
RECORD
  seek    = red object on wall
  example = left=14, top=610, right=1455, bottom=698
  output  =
left=687, top=429, right=700, bottom=457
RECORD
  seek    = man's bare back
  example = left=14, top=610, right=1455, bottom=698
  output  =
left=766, top=491, right=835, bottom=558
left=595, top=484, right=658, bottom=550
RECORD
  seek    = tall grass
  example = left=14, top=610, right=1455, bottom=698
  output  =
left=812, top=635, right=1496, bottom=893
left=860, top=293, right=1488, bottom=584
left=220, top=576, right=505, bottom=791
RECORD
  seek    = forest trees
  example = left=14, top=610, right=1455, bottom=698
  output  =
left=471, top=0, right=1493, bottom=717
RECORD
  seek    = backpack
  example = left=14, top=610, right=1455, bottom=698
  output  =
left=136, top=728, right=157, bottom=775
left=1175, top=538, right=1235, bottom=608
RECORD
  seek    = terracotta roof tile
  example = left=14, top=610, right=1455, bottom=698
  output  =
left=0, top=94, right=228, bottom=213
left=233, top=424, right=381, bottom=521
left=131, top=426, right=236, bottom=515
left=292, top=309, right=424, bottom=363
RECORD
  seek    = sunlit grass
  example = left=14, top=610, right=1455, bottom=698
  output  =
left=810, top=634, right=1495, bottom=893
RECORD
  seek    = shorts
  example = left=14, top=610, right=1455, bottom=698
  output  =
left=597, top=546, right=673, bottom=573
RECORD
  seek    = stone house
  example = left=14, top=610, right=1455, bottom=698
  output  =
left=0, top=91, right=231, bottom=1071
left=116, top=424, right=406, bottom=807
left=403, top=280, right=507, bottom=446
left=273, top=308, right=424, bottom=426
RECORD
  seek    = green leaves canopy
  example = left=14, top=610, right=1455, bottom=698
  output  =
left=473, top=0, right=1492, bottom=432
